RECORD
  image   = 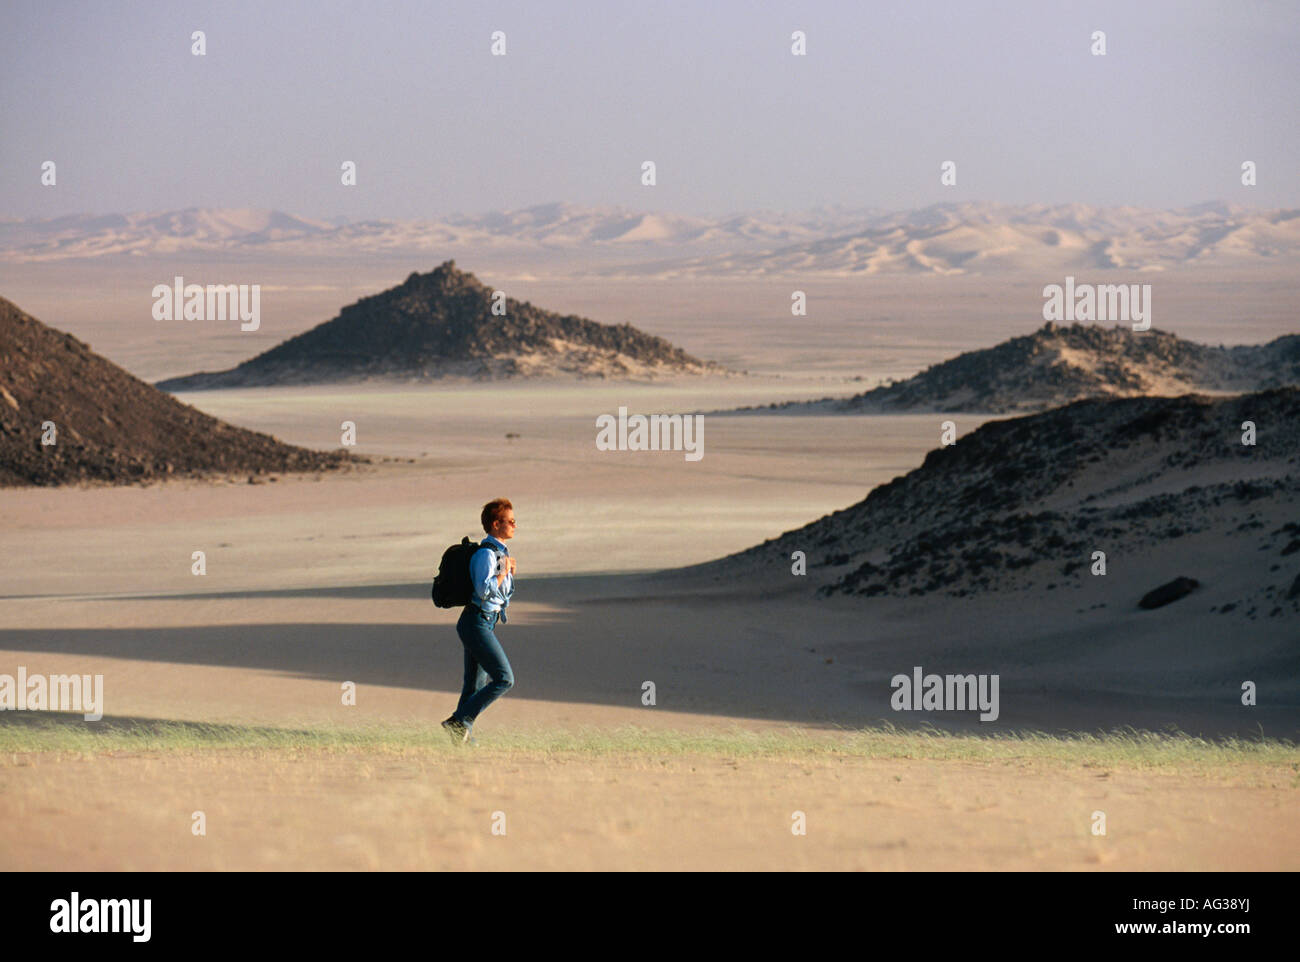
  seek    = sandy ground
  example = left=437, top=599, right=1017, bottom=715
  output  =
left=2, top=348, right=1297, bottom=870
left=2, top=383, right=1295, bottom=736
left=3, top=750, right=1295, bottom=871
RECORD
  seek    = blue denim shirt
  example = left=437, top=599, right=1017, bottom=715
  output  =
left=469, top=536, right=513, bottom=622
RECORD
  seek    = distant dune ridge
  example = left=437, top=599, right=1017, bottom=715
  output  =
left=155, top=261, right=725, bottom=389
left=725, top=388, right=1300, bottom=616
left=733, top=322, right=1300, bottom=415
left=0, top=296, right=359, bottom=487
left=5, top=202, right=1299, bottom=275
left=645, top=202, right=1300, bottom=277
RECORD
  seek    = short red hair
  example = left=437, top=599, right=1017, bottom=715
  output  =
left=481, top=498, right=513, bottom=533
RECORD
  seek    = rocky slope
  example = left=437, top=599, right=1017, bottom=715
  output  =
left=717, top=388, right=1300, bottom=618
left=732, top=322, right=1300, bottom=415
left=156, top=261, right=725, bottom=389
left=0, top=297, right=360, bottom=487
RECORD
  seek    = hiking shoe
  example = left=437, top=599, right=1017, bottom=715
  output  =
left=441, top=717, right=470, bottom=745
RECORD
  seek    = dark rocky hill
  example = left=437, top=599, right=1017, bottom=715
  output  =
left=157, top=261, right=725, bottom=389
left=713, top=387, right=1300, bottom=617
left=730, top=322, right=1300, bottom=415
left=0, top=296, right=360, bottom=487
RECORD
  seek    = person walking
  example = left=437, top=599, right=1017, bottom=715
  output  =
left=442, top=498, right=517, bottom=745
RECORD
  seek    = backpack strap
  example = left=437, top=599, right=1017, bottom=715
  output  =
left=476, top=539, right=507, bottom=571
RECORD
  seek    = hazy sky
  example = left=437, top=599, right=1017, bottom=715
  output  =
left=3, top=0, right=1297, bottom=219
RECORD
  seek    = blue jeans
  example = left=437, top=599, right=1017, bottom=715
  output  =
left=451, top=604, right=514, bottom=728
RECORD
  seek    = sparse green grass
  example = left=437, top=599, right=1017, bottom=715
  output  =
left=1, top=715, right=1296, bottom=772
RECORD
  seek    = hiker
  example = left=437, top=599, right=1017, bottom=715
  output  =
left=442, top=498, right=517, bottom=744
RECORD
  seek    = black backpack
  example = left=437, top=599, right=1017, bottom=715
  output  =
left=431, top=537, right=499, bottom=607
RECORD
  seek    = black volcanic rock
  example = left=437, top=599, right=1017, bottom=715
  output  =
left=0, top=297, right=361, bottom=487
left=156, top=261, right=724, bottom=389
left=1137, top=576, right=1199, bottom=609
left=711, top=388, right=1300, bottom=609
left=734, top=322, right=1300, bottom=415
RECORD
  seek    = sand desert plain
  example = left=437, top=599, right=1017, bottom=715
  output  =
left=1, top=258, right=1298, bottom=871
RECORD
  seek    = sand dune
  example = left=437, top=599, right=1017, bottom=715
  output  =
left=7, top=203, right=1299, bottom=278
